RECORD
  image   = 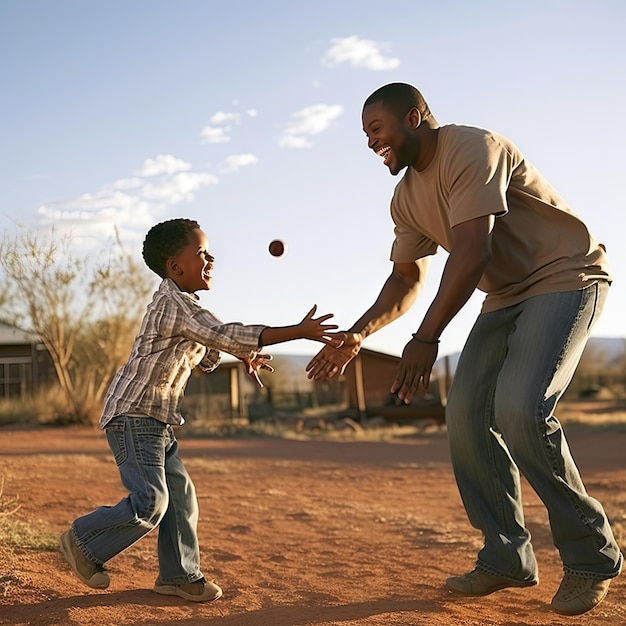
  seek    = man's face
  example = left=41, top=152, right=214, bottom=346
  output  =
left=170, top=228, right=214, bottom=293
left=362, top=100, right=415, bottom=176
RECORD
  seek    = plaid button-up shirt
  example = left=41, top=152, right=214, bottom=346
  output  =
left=99, top=278, right=267, bottom=427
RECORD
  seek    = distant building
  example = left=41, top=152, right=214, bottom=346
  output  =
left=2, top=321, right=622, bottom=419
left=0, top=321, right=54, bottom=399
left=184, top=348, right=449, bottom=424
left=337, top=348, right=449, bottom=423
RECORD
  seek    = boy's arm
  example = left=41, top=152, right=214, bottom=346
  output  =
left=184, top=304, right=342, bottom=360
left=184, top=308, right=267, bottom=359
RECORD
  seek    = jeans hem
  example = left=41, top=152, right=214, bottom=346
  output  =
left=159, top=572, right=204, bottom=585
left=563, top=552, right=623, bottom=580
left=476, top=560, right=539, bottom=584
left=70, top=526, right=105, bottom=567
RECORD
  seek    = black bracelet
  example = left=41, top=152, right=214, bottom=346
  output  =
left=411, top=333, right=440, bottom=344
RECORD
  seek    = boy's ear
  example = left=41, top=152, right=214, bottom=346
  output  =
left=165, top=257, right=183, bottom=276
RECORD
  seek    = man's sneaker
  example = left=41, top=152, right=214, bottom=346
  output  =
left=446, top=568, right=538, bottom=596
left=153, top=576, right=223, bottom=602
left=551, top=573, right=611, bottom=615
left=59, top=530, right=110, bottom=589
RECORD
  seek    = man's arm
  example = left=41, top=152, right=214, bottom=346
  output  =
left=391, top=214, right=494, bottom=402
left=305, top=257, right=429, bottom=380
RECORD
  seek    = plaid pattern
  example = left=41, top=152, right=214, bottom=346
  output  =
left=99, top=278, right=266, bottom=427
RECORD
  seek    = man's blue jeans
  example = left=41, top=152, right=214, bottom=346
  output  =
left=446, top=281, right=622, bottom=582
left=71, top=416, right=203, bottom=584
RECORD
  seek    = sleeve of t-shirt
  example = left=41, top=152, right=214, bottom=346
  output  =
left=389, top=218, right=438, bottom=263
left=445, top=131, right=517, bottom=227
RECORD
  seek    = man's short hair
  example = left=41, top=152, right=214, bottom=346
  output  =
left=363, top=82, right=433, bottom=121
left=142, top=218, right=200, bottom=278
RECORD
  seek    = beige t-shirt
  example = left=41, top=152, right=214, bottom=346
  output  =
left=390, top=124, right=611, bottom=313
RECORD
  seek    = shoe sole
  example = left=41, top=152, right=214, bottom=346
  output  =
left=59, top=531, right=109, bottom=590
left=447, top=578, right=538, bottom=596
left=153, top=583, right=223, bottom=602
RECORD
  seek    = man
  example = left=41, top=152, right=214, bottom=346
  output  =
left=306, top=82, right=622, bottom=616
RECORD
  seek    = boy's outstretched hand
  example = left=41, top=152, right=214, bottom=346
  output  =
left=240, top=353, right=274, bottom=388
left=298, top=305, right=346, bottom=347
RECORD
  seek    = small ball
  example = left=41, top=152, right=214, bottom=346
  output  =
left=268, top=239, right=287, bottom=257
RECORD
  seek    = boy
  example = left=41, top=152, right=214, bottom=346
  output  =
left=60, top=218, right=343, bottom=602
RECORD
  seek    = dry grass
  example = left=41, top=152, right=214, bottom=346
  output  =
left=0, top=476, right=57, bottom=552
left=0, top=476, right=21, bottom=518
left=185, top=401, right=626, bottom=442
left=558, top=401, right=626, bottom=431
left=0, top=519, right=58, bottom=551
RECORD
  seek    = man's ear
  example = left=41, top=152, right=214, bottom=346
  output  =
left=166, top=257, right=183, bottom=276
left=406, top=107, right=422, bottom=130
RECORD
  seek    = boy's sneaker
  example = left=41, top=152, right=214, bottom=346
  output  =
left=446, top=568, right=538, bottom=596
left=551, top=573, right=611, bottom=615
left=153, top=576, right=223, bottom=602
left=60, top=530, right=110, bottom=589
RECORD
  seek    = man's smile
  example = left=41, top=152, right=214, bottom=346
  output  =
left=375, top=144, right=392, bottom=165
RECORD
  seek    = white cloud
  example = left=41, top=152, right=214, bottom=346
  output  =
left=279, top=135, right=313, bottom=149
left=323, top=36, right=400, bottom=71
left=199, top=125, right=231, bottom=144
left=113, top=176, right=143, bottom=190
left=36, top=155, right=219, bottom=243
left=37, top=191, right=154, bottom=242
left=200, top=109, right=257, bottom=144
left=279, top=104, right=343, bottom=149
left=137, top=154, right=192, bottom=177
left=140, top=171, right=218, bottom=204
left=210, top=111, right=240, bottom=124
left=220, top=153, right=259, bottom=174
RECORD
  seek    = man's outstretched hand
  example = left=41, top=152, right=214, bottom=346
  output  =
left=305, top=333, right=363, bottom=380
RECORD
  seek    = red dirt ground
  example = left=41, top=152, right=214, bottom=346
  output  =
left=0, top=421, right=624, bottom=626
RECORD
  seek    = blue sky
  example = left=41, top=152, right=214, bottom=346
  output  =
left=2, top=0, right=625, bottom=358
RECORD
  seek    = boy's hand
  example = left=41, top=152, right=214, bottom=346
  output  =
left=239, top=353, right=274, bottom=388
left=298, top=305, right=345, bottom=347
left=305, top=332, right=362, bottom=380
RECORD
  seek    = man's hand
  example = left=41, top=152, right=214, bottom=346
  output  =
left=305, top=333, right=363, bottom=380
left=240, top=353, right=274, bottom=388
left=390, top=337, right=439, bottom=404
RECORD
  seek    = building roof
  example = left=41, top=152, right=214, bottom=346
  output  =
left=0, top=321, right=39, bottom=345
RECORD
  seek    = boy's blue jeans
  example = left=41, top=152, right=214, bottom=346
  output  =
left=446, top=281, right=622, bottom=582
left=71, top=416, right=203, bottom=584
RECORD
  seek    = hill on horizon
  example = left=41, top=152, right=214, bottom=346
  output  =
left=222, top=337, right=625, bottom=380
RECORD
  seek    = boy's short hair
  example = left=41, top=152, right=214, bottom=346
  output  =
left=363, top=82, right=433, bottom=122
left=142, top=218, right=200, bottom=278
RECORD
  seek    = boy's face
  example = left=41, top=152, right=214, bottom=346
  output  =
left=167, top=228, right=214, bottom=293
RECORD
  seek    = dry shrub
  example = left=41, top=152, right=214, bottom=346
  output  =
left=0, top=385, right=101, bottom=426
